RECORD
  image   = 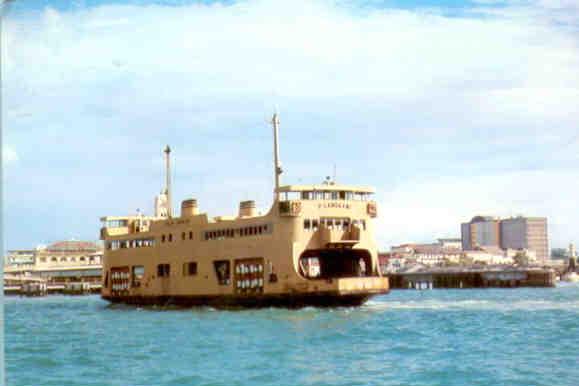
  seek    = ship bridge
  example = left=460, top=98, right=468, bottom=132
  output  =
left=277, top=184, right=375, bottom=201
left=276, top=184, right=377, bottom=220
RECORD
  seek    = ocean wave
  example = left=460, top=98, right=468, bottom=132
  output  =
left=363, top=299, right=579, bottom=312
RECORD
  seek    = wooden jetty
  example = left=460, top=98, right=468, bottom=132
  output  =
left=388, top=266, right=556, bottom=290
left=4, top=273, right=101, bottom=296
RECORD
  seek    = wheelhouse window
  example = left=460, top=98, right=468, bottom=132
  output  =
left=157, top=264, right=170, bottom=277
left=281, top=191, right=300, bottom=201
left=183, top=262, right=197, bottom=276
left=105, top=219, right=128, bottom=228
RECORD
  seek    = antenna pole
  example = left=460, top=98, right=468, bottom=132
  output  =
left=272, top=113, right=282, bottom=200
left=164, top=145, right=173, bottom=217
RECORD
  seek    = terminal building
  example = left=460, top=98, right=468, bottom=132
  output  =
left=461, top=216, right=549, bottom=263
left=4, top=240, right=103, bottom=285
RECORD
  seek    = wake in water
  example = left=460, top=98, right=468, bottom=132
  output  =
left=364, top=287, right=579, bottom=312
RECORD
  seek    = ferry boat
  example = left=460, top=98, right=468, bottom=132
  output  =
left=100, top=114, right=389, bottom=307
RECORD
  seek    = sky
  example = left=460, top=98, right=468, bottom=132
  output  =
left=2, top=0, right=579, bottom=251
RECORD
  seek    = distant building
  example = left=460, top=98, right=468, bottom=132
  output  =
left=438, top=238, right=462, bottom=249
left=500, top=217, right=549, bottom=263
left=388, top=238, right=462, bottom=269
left=34, top=240, right=102, bottom=268
left=378, top=252, right=409, bottom=273
left=4, top=250, right=36, bottom=268
left=4, top=239, right=103, bottom=284
left=461, top=216, right=501, bottom=250
left=461, top=215, right=549, bottom=264
left=462, top=249, right=513, bottom=265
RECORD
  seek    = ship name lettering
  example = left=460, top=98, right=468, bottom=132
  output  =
left=318, top=202, right=351, bottom=209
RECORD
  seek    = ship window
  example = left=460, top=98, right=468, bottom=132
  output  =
left=105, top=219, right=128, bottom=228
left=331, top=191, right=339, bottom=200
left=312, top=219, right=319, bottom=231
left=157, top=264, right=170, bottom=277
left=70, top=257, right=76, bottom=262
left=183, top=262, right=197, bottom=276
left=168, top=234, right=173, bottom=242
left=40, top=257, right=47, bottom=263
left=189, top=231, right=193, bottom=240
left=60, top=257, right=67, bottom=262
left=132, top=265, right=145, bottom=287
left=361, top=220, right=366, bottom=230
left=80, top=257, right=86, bottom=262
left=213, top=260, right=230, bottom=285
left=51, top=257, right=57, bottom=262
left=345, top=192, right=354, bottom=201
left=304, top=219, right=311, bottom=230
left=323, top=192, right=332, bottom=200
left=161, top=234, right=166, bottom=243
left=339, top=191, right=346, bottom=200
left=182, top=232, right=186, bottom=240
left=283, top=191, right=300, bottom=200
left=301, top=191, right=313, bottom=200
left=314, top=191, right=323, bottom=200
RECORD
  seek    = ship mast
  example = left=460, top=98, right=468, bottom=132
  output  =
left=272, top=113, right=282, bottom=200
left=164, top=145, right=173, bottom=217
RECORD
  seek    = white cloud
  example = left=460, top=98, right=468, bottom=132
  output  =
left=2, top=1, right=578, bottom=249
left=2, top=145, right=18, bottom=164
left=375, top=170, right=579, bottom=249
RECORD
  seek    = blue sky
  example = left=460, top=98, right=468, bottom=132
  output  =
left=2, top=0, right=579, bottom=251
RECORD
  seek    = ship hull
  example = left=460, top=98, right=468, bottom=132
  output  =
left=102, top=290, right=388, bottom=309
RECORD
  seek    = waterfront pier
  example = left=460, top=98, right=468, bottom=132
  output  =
left=388, top=266, right=556, bottom=289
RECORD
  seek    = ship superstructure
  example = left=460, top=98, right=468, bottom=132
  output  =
left=100, top=114, right=389, bottom=307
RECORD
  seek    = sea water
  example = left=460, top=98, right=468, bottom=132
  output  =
left=5, top=286, right=579, bottom=386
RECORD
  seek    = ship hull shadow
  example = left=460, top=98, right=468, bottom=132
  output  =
left=102, top=291, right=387, bottom=309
